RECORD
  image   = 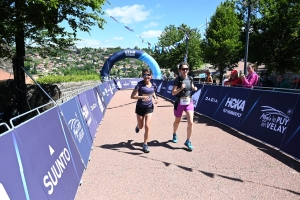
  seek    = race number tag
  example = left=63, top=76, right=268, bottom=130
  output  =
left=142, top=94, right=152, bottom=101
left=180, top=97, right=190, bottom=105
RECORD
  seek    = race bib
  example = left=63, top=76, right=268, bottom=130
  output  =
left=180, top=97, right=190, bottom=105
left=142, top=93, right=152, bottom=101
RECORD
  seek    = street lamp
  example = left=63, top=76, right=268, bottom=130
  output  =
left=177, top=26, right=197, bottom=63
left=243, top=0, right=256, bottom=75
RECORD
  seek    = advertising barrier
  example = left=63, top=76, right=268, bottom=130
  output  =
left=98, top=83, right=110, bottom=107
left=157, top=80, right=168, bottom=96
left=238, top=90, right=298, bottom=148
left=195, top=85, right=222, bottom=118
left=59, top=97, right=93, bottom=167
left=213, top=87, right=251, bottom=129
left=76, top=93, right=97, bottom=139
left=0, top=130, right=48, bottom=200
left=163, top=80, right=176, bottom=101
left=85, top=89, right=103, bottom=126
left=93, top=87, right=106, bottom=117
left=280, top=96, right=300, bottom=159
left=120, top=78, right=131, bottom=89
left=13, top=107, right=85, bottom=200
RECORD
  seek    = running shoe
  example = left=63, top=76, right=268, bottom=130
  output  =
left=143, top=144, right=150, bottom=153
left=184, top=140, right=193, bottom=151
left=135, top=126, right=139, bottom=133
left=172, top=133, right=178, bottom=143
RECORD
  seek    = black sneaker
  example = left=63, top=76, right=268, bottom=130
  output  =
left=142, top=144, right=150, bottom=153
left=135, top=126, right=139, bottom=133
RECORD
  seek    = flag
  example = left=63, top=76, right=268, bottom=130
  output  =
left=138, top=35, right=144, bottom=43
left=155, top=45, right=160, bottom=53
left=159, top=47, right=162, bottom=54
left=110, top=16, right=119, bottom=23
left=148, top=42, right=151, bottom=50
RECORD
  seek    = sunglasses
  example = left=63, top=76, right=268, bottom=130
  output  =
left=142, top=74, right=151, bottom=77
left=181, top=68, right=189, bottom=71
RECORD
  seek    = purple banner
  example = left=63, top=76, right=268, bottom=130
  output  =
left=156, top=80, right=168, bottom=96
left=280, top=95, right=300, bottom=159
left=98, top=83, right=110, bottom=106
left=59, top=97, right=93, bottom=167
left=129, top=78, right=142, bottom=88
left=102, top=82, right=114, bottom=103
left=0, top=130, right=48, bottom=200
left=14, top=107, right=85, bottom=200
left=238, top=90, right=298, bottom=148
left=93, top=87, right=106, bottom=117
left=120, top=79, right=131, bottom=89
left=76, top=93, right=97, bottom=139
left=85, top=89, right=103, bottom=126
left=163, top=80, right=176, bottom=101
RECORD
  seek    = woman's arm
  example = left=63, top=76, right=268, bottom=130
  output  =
left=131, top=89, right=142, bottom=100
left=171, top=85, right=183, bottom=96
left=243, top=73, right=258, bottom=86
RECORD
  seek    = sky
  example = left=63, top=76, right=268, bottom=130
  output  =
left=67, top=0, right=225, bottom=49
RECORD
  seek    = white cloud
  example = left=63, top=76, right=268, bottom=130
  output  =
left=75, top=39, right=102, bottom=48
left=144, top=22, right=158, bottom=28
left=140, top=30, right=162, bottom=38
left=105, top=4, right=150, bottom=24
left=105, top=36, right=124, bottom=42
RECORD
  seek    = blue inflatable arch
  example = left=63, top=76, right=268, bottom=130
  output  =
left=100, top=49, right=162, bottom=79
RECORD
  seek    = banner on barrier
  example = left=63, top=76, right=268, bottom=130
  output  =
left=59, top=98, right=93, bottom=167
left=238, top=90, right=298, bottom=148
left=98, top=83, right=110, bottom=106
left=279, top=95, right=300, bottom=159
left=157, top=80, right=168, bottom=96
left=195, top=85, right=221, bottom=117
left=93, top=87, right=106, bottom=116
left=129, top=78, right=141, bottom=88
left=76, top=93, right=97, bottom=139
left=14, top=108, right=85, bottom=200
left=113, top=79, right=123, bottom=90
left=0, top=130, right=48, bottom=200
left=163, top=80, right=176, bottom=101
left=85, top=89, right=103, bottom=126
left=103, top=82, right=114, bottom=102
left=120, top=78, right=131, bottom=89
left=212, top=87, right=251, bottom=129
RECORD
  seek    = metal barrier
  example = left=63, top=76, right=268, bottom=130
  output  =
left=9, top=102, right=54, bottom=128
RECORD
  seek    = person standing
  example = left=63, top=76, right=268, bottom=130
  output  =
left=241, top=64, right=259, bottom=88
left=204, top=70, right=213, bottom=84
left=171, top=62, right=198, bottom=151
left=130, top=68, right=158, bottom=153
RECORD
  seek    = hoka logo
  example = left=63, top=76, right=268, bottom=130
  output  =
left=225, top=97, right=245, bottom=111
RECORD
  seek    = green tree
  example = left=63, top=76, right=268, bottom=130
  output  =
left=153, top=24, right=203, bottom=72
left=0, top=0, right=108, bottom=59
left=201, top=0, right=243, bottom=82
left=245, top=0, right=300, bottom=73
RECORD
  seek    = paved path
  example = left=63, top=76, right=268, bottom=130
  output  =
left=75, top=90, right=300, bottom=200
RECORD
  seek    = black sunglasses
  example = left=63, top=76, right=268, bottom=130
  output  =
left=181, top=68, right=189, bottom=71
left=142, top=74, right=151, bottom=77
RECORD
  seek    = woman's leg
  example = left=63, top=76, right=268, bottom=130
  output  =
left=173, top=117, right=181, bottom=133
left=143, top=113, right=153, bottom=144
left=185, top=110, right=194, bottom=140
left=136, top=114, right=144, bottom=129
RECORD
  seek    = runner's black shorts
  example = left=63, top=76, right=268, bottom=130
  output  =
left=135, top=104, right=154, bottom=116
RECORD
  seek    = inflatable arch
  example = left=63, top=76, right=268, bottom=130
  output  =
left=100, top=49, right=162, bottom=79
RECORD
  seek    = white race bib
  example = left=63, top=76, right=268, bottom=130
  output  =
left=180, top=97, right=190, bottom=105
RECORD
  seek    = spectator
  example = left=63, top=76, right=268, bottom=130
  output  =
left=222, top=74, right=230, bottom=86
left=204, top=70, right=213, bottom=84
left=260, top=73, right=274, bottom=88
left=168, top=70, right=175, bottom=80
left=241, top=64, right=259, bottom=88
left=291, top=77, right=300, bottom=89
left=224, top=70, right=242, bottom=87
left=276, top=74, right=290, bottom=88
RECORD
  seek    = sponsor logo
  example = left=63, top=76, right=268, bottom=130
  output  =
left=131, top=81, right=138, bottom=86
left=81, top=105, right=92, bottom=126
left=125, top=50, right=135, bottom=57
left=260, top=106, right=292, bottom=134
left=90, top=103, right=97, bottom=111
left=205, top=96, right=218, bottom=103
left=96, top=93, right=104, bottom=112
left=223, top=97, right=246, bottom=117
left=68, top=113, right=84, bottom=143
left=43, top=147, right=71, bottom=195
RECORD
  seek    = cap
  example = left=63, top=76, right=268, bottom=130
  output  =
left=231, top=70, right=238, bottom=75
